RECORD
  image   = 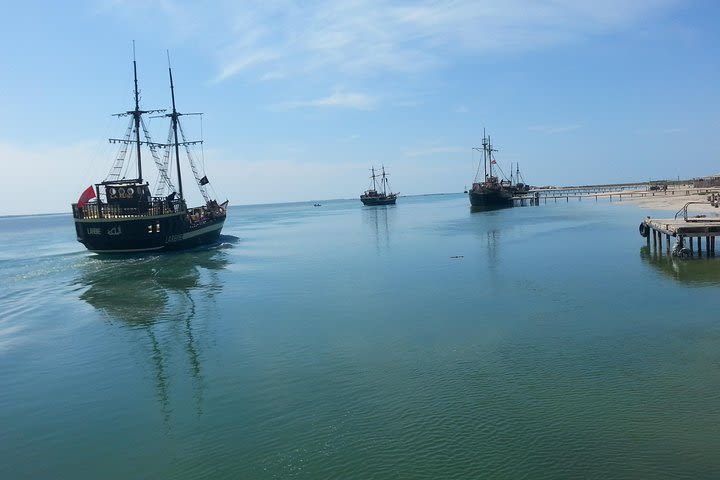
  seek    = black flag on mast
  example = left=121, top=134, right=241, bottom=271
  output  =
left=199, top=175, right=209, bottom=185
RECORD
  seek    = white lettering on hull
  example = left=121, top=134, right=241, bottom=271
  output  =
left=167, top=222, right=224, bottom=243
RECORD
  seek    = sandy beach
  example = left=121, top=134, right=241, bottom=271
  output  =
left=602, top=186, right=720, bottom=217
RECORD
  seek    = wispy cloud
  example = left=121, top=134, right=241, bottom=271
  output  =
left=528, top=124, right=581, bottom=134
left=98, top=0, right=679, bottom=82
left=271, top=91, right=378, bottom=111
left=259, top=71, right=286, bottom=82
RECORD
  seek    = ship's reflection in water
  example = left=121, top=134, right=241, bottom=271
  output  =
left=76, top=244, right=231, bottom=424
left=470, top=204, right=512, bottom=214
left=469, top=207, right=504, bottom=270
left=362, top=204, right=395, bottom=252
left=640, top=245, right=720, bottom=286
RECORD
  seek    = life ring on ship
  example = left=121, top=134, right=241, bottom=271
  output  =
left=639, top=222, right=649, bottom=238
left=127, top=187, right=134, bottom=196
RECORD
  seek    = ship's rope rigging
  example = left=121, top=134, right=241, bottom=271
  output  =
left=158, top=123, right=175, bottom=196
left=140, top=116, right=175, bottom=196
left=198, top=115, right=220, bottom=201
left=101, top=75, right=223, bottom=204
left=491, top=152, right=511, bottom=183
left=177, top=119, right=210, bottom=203
left=104, top=116, right=176, bottom=197
left=472, top=148, right=483, bottom=183
left=106, top=118, right=134, bottom=182
left=102, top=118, right=212, bottom=200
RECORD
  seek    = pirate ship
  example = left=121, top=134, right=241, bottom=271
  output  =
left=360, top=166, right=398, bottom=206
left=71, top=53, right=227, bottom=253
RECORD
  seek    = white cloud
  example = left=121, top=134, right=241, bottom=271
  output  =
left=271, top=91, right=378, bottom=110
left=259, top=71, right=286, bottom=81
left=213, top=49, right=281, bottom=83
left=98, top=0, right=679, bottom=82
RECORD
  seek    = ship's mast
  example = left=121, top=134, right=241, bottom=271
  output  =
left=371, top=167, right=377, bottom=191
left=108, top=45, right=167, bottom=186
left=483, top=129, right=488, bottom=179
left=486, top=133, right=498, bottom=179
left=381, top=166, right=387, bottom=195
left=132, top=43, right=143, bottom=182
left=167, top=59, right=184, bottom=200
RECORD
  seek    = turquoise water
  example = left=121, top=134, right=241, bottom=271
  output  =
left=2, top=194, right=720, bottom=479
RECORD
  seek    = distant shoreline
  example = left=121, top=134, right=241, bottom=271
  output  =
left=4, top=186, right=720, bottom=218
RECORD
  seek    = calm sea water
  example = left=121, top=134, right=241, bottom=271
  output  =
left=2, top=194, right=720, bottom=479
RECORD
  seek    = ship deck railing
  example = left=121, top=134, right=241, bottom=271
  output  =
left=72, top=197, right=186, bottom=220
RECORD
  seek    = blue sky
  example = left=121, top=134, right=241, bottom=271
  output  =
left=1, top=0, right=719, bottom=214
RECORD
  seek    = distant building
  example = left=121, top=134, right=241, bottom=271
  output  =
left=693, top=175, right=720, bottom=188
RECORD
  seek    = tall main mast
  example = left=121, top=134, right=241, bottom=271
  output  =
left=484, top=131, right=497, bottom=179
left=482, top=129, right=488, bottom=179
left=168, top=61, right=184, bottom=200
left=381, top=166, right=388, bottom=195
left=132, top=44, right=143, bottom=182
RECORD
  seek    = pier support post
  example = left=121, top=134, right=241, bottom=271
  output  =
left=658, top=231, right=662, bottom=252
left=667, top=234, right=671, bottom=254
left=689, top=237, right=694, bottom=256
left=653, top=229, right=657, bottom=250
left=698, top=236, right=702, bottom=256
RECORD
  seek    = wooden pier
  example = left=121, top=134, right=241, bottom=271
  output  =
left=640, top=201, right=720, bottom=258
left=514, top=185, right=720, bottom=209
left=514, top=186, right=672, bottom=206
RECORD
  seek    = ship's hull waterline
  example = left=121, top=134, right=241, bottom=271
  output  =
left=468, top=189, right=513, bottom=209
left=361, top=196, right=397, bottom=206
left=73, top=212, right=226, bottom=253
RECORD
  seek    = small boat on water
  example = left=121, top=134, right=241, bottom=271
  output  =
left=361, top=166, right=398, bottom=206
left=469, top=131, right=516, bottom=209
left=71, top=52, right=228, bottom=253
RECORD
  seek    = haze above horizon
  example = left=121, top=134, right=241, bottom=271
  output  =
left=1, top=0, right=719, bottom=215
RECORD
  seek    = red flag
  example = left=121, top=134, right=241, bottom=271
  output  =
left=491, top=159, right=497, bottom=164
left=77, top=186, right=96, bottom=208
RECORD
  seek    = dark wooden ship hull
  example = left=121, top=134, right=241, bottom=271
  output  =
left=73, top=209, right=226, bottom=253
left=468, top=187, right=513, bottom=209
left=360, top=194, right=397, bottom=206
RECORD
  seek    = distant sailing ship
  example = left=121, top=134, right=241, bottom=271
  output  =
left=71, top=52, right=228, bottom=253
left=469, top=131, right=519, bottom=209
left=361, top=166, right=398, bottom=206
